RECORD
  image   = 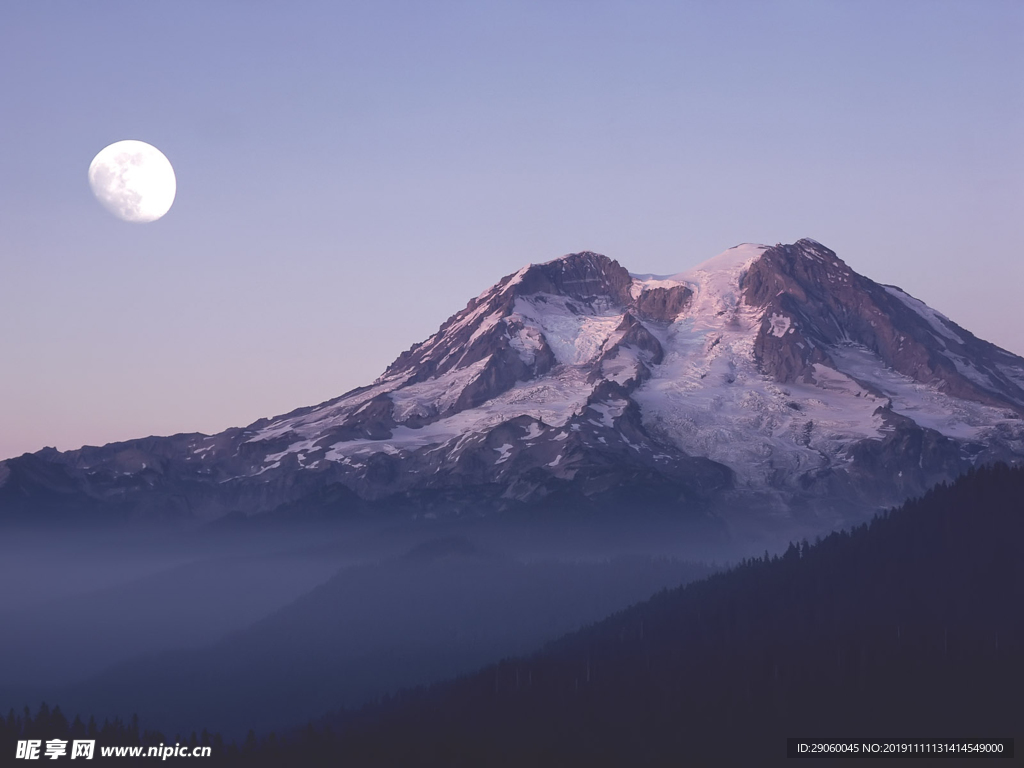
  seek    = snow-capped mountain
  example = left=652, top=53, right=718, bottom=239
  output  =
left=3, top=239, right=1023, bottom=530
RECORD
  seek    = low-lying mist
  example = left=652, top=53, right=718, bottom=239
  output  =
left=0, top=514, right=755, bottom=739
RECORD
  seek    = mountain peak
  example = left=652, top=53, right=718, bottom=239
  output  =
left=762, top=237, right=846, bottom=267
left=540, top=250, right=609, bottom=265
left=5, top=239, right=1024, bottom=531
left=514, top=251, right=633, bottom=305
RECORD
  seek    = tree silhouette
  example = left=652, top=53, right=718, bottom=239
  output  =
left=4, top=464, right=1021, bottom=767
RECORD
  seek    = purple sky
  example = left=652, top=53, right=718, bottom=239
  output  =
left=1, top=0, right=1021, bottom=460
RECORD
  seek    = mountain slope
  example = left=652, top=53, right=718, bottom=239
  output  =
left=257, top=463, right=1024, bottom=767
left=3, top=240, right=1023, bottom=533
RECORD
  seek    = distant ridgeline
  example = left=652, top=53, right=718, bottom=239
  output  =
left=7, top=464, right=1020, bottom=766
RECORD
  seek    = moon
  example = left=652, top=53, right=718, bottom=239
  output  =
left=88, top=140, right=176, bottom=223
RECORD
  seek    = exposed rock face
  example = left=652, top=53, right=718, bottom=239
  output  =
left=744, top=239, right=1024, bottom=412
left=633, top=284, right=693, bottom=323
left=516, top=251, right=635, bottom=305
left=378, top=252, right=630, bottom=416
left=3, top=240, right=1023, bottom=535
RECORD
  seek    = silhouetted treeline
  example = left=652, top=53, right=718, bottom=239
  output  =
left=249, top=463, right=1024, bottom=766
left=7, top=464, right=1022, bottom=766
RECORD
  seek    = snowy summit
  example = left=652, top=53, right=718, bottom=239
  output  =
left=2, top=239, right=1023, bottom=533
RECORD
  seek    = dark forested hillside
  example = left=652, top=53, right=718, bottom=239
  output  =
left=5, top=465, right=1021, bottom=766
left=253, top=464, right=1023, bottom=766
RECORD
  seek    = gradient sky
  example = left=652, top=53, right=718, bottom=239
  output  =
left=1, top=0, right=1021, bottom=461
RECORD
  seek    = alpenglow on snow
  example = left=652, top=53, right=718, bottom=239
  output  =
left=2, top=239, right=1023, bottom=532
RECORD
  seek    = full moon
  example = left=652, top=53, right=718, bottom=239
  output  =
left=88, top=140, right=176, bottom=223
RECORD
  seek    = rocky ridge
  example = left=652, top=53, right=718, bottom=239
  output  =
left=3, top=239, right=1023, bottom=532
